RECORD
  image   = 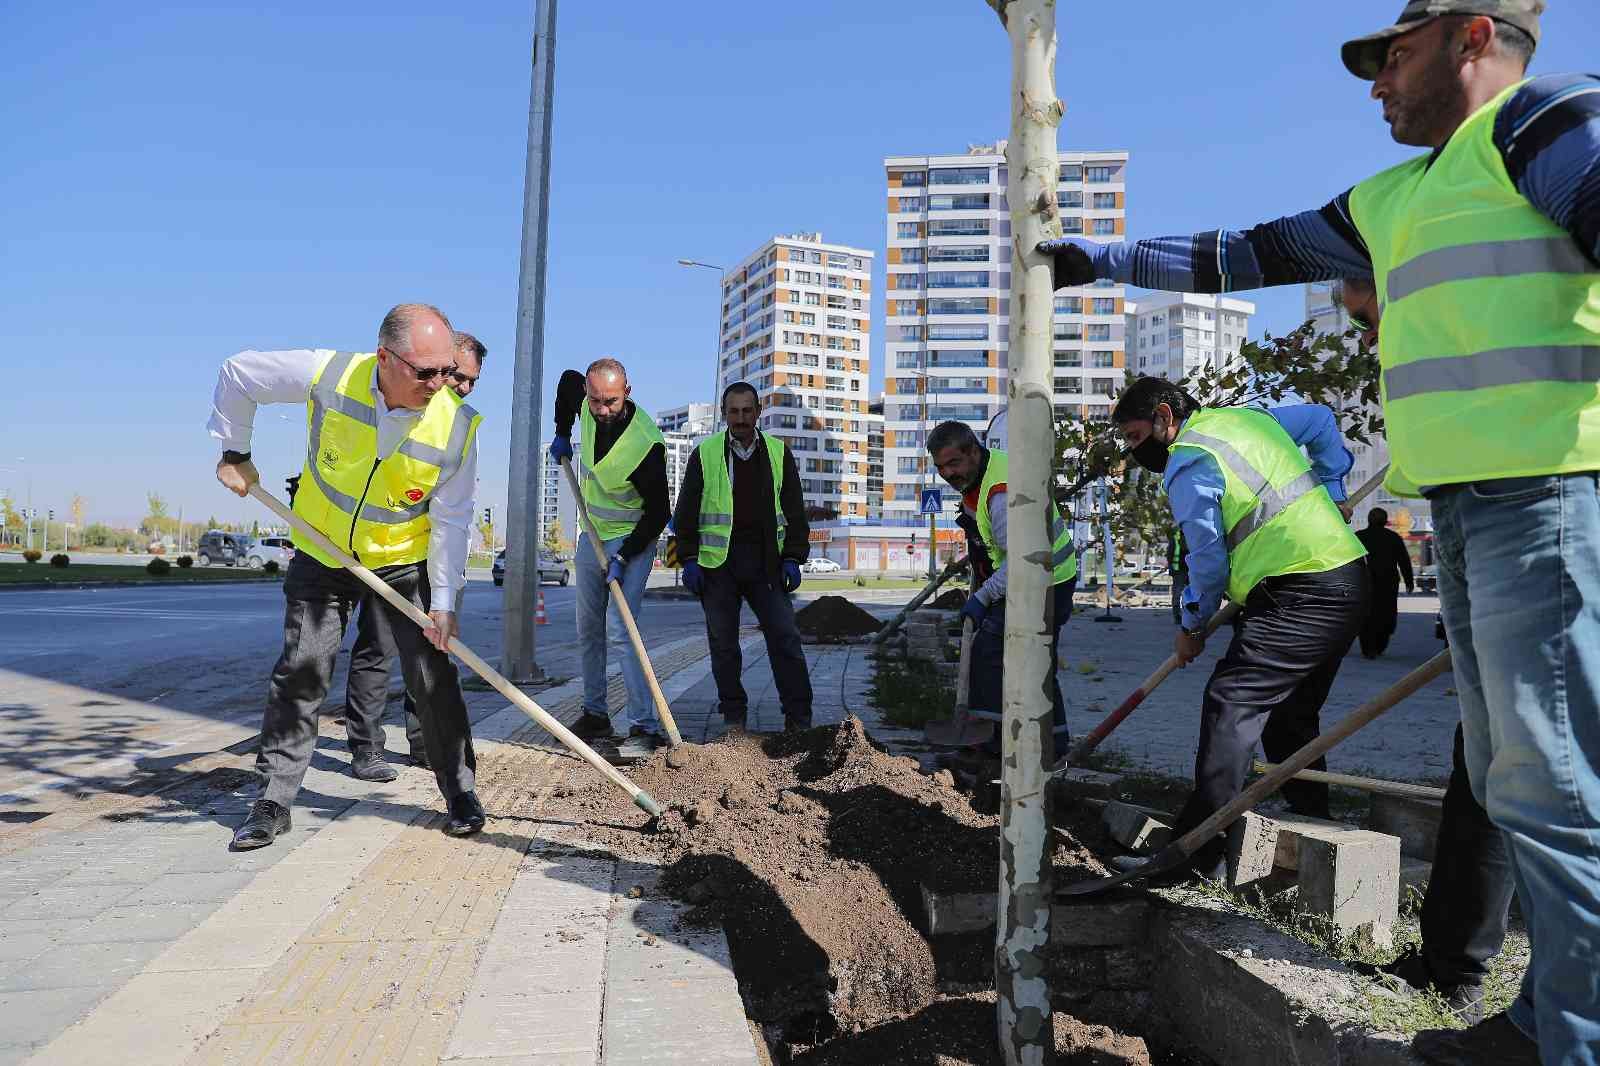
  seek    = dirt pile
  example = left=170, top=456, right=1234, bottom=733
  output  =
left=929, top=588, right=969, bottom=610
left=561, top=718, right=1138, bottom=1062
left=795, top=595, right=882, bottom=640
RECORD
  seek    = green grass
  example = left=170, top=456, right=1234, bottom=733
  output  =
left=802, top=576, right=929, bottom=592
left=0, top=562, right=281, bottom=586
left=868, top=650, right=956, bottom=728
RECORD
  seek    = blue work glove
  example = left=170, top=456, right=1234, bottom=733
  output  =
left=606, top=552, right=626, bottom=585
left=782, top=559, right=802, bottom=593
left=1035, top=237, right=1098, bottom=289
left=960, top=594, right=989, bottom=630
left=549, top=434, right=574, bottom=463
left=682, top=560, right=704, bottom=597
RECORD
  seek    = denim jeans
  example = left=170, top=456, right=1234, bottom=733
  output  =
left=575, top=532, right=658, bottom=736
left=1433, top=473, right=1600, bottom=1064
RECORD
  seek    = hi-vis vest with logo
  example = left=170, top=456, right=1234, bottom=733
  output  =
left=292, top=350, right=480, bottom=569
left=579, top=402, right=667, bottom=541
left=1348, top=79, right=1600, bottom=495
left=973, top=450, right=1078, bottom=585
left=1169, top=408, right=1364, bottom=603
left=694, top=431, right=787, bottom=569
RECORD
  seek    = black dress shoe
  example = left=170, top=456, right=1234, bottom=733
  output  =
left=569, top=713, right=615, bottom=741
left=408, top=749, right=431, bottom=769
left=350, top=748, right=398, bottom=783
left=445, top=792, right=486, bottom=836
left=232, top=799, right=291, bottom=850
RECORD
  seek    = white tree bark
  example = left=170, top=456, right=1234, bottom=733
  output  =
left=988, top=1, right=1062, bottom=1063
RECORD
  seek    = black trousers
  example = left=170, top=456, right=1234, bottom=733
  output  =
left=970, top=578, right=1076, bottom=753
left=701, top=542, right=812, bottom=727
left=344, top=592, right=428, bottom=758
left=256, top=553, right=476, bottom=809
left=1422, top=724, right=1516, bottom=988
left=1175, top=558, right=1368, bottom=870
left=1359, top=579, right=1401, bottom=657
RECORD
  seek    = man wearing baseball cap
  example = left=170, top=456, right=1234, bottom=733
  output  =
left=1040, top=5, right=1600, bottom=1063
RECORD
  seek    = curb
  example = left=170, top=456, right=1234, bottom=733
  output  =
left=0, top=576, right=282, bottom=592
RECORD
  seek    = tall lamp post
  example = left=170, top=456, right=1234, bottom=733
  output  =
left=678, top=259, right=726, bottom=409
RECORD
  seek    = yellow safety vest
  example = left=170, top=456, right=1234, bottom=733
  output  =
left=1170, top=408, right=1364, bottom=603
left=694, top=431, right=787, bottom=569
left=579, top=402, right=666, bottom=541
left=972, top=450, right=1078, bottom=585
left=292, top=350, right=480, bottom=569
left=1348, top=79, right=1600, bottom=493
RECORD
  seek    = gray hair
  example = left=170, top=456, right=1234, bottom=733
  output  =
left=453, top=331, right=487, bottom=364
left=586, top=357, right=627, bottom=383
left=378, top=303, right=453, bottom=353
left=926, top=420, right=980, bottom=455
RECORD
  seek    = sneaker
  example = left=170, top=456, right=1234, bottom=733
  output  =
left=349, top=748, right=398, bottom=783
left=1413, top=1011, right=1538, bottom=1065
left=569, top=713, right=615, bottom=742
left=618, top=728, right=665, bottom=761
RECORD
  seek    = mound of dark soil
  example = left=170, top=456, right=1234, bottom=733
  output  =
left=795, top=595, right=882, bottom=639
left=929, top=588, right=969, bottom=610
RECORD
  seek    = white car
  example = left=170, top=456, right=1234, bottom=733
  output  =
left=245, top=536, right=295, bottom=569
left=802, top=558, right=841, bottom=574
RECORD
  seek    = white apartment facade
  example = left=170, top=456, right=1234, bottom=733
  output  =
left=539, top=447, right=578, bottom=553
left=882, top=145, right=1129, bottom=524
left=656, top=402, right=717, bottom=438
left=716, top=233, right=874, bottom=520
left=1127, top=293, right=1255, bottom=383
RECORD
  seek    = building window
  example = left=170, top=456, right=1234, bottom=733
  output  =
left=897, top=197, right=924, bottom=213
left=1091, top=350, right=1115, bottom=368
left=927, top=270, right=989, bottom=289
left=1061, top=216, right=1083, bottom=234
left=891, top=273, right=922, bottom=290
left=1087, top=324, right=1111, bottom=341
left=1092, top=218, right=1115, bottom=235
left=1092, top=192, right=1117, bottom=209
left=927, top=297, right=989, bottom=316
left=1055, top=376, right=1082, bottom=394
left=1092, top=297, right=1117, bottom=315
left=1090, top=379, right=1115, bottom=396
left=894, top=300, right=918, bottom=317
left=1086, top=165, right=1115, bottom=183
left=929, top=166, right=989, bottom=185
left=899, top=247, right=925, bottom=264
left=897, top=222, right=919, bottom=239
left=1059, top=164, right=1083, bottom=182
left=928, top=245, right=989, bottom=263
left=1053, top=350, right=1082, bottom=367
left=927, top=218, right=990, bottom=237
left=899, top=170, right=926, bottom=187
left=1054, top=296, right=1083, bottom=314
left=930, top=324, right=988, bottom=340
left=1056, top=190, right=1083, bottom=209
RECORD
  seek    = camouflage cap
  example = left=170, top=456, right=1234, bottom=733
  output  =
left=1341, top=0, right=1544, bottom=79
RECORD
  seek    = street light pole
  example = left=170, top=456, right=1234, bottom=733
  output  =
left=502, top=0, right=558, bottom=683
left=678, top=259, right=726, bottom=409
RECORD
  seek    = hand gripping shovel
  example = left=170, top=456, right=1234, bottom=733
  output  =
left=925, top=619, right=994, bottom=747
left=246, top=484, right=665, bottom=820
left=559, top=456, right=683, bottom=747
left=1058, top=647, right=1452, bottom=897
left=1053, top=465, right=1391, bottom=777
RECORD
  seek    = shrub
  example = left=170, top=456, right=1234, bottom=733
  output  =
left=146, top=557, right=171, bottom=576
left=22, top=549, right=42, bottom=563
left=263, top=560, right=280, bottom=574
left=854, top=575, right=867, bottom=587
left=175, top=555, right=194, bottom=569
left=49, top=553, right=69, bottom=568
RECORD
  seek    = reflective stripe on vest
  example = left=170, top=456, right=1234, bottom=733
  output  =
left=579, top=402, right=666, bottom=540
left=972, top=450, right=1078, bottom=585
left=293, top=350, right=480, bottom=568
left=1168, top=408, right=1364, bottom=603
left=695, top=431, right=786, bottom=570
left=1348, top=79, right=1600, bottom=490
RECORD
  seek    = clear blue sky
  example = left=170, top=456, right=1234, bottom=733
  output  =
left=3, top=2, right=1592, bottom=527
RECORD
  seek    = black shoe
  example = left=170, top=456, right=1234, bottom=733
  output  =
left=350, top=748, right=398, bottom=783
left=408, top=749, right=431, bottom=769
left=1375, top=949, right=1486, bottom=1026
left=445, top=792, right=486, bottom=836
left=1110, top=852, right=1224, bottom=888
left=569, top=713, right=615, bottom=741
left=232, top=800, right=291, bottom=850
left=721, top=719, right=749, bottom=739
left=1414, top=1011, right=1538, bottom=1065
left=783, top=716, right=813, bottom=734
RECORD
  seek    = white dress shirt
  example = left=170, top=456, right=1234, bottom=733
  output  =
left=207, top=348, right=477, bottom=603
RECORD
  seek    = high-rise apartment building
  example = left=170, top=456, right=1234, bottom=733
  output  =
left=882, top=144, right=1129, bottom=523
left=865, top=396, right=885, bottom=522
left=540, top=446, right=578, bottom=552
left=1126, top=293, right=1255, bottom=383
left=716, top=233, right=874, bottom=520
left=656, top=402, right=717, bottom=437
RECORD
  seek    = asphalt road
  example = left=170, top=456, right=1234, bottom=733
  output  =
left=0, top=579, right=710, bottom=803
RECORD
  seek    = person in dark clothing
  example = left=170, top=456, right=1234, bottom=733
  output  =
left=672, top=381, right=812, bottom=733
left=550, top=360, right=672, bottom=760
left=1355, top=507, right=1414, bottom=658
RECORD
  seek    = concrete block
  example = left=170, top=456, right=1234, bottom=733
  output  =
left=1227, top=809, right=1402, bottom=887
left=1103, top=946, right=1151, bottom=990
left=1368, top=794, right=1443, bottom=861
left=1296, top=831, right=1400, bottom=946
left=1052, top=768, right=1121, bottom=802
left=920, top=885, right=996, bottom=935
left=1051, top=896, right=1149, bottom=948
left=1101, top=801, right=1172, bottom=853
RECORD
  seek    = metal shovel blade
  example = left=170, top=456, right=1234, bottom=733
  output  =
left=1057, top=842, right=1192, bottom=897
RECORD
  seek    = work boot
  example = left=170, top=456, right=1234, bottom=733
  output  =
left=569, top=712, right=615, bottom=742
left=444, top=792, right=486, bottom=837
left=231, top=800, right=291, bottom=850
left=1413, top=1012, right=1538, bottom=1065
left=1110, top=852, right=1224, bottom=888
left=408, top=748, right=431, bottom=770
left=350, top=748, right=398, bottom=783
left=783, top=715, right=813, bottom=734
left=1374, top=949, right=1485, bottom=1026
left=618, top=728, right=665, bottom=761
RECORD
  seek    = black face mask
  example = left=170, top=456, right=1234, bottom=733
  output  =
left=1129, top=420, right=1172, bottom=473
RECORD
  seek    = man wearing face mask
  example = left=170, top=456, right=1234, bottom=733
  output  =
left=1111, top=377, right=1368, bottom=884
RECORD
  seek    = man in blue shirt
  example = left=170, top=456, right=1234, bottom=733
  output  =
left=1112, top=377, right=1369, bottom=884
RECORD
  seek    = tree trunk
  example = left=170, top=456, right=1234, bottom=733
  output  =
left=989, top=1, right=1061, bottom=1063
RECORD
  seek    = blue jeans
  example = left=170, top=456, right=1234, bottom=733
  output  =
left=575, top=532, right=658, bottom=736
left=1433, top=473, right=1600, bottom=1064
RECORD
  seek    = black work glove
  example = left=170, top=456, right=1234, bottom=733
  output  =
left=553, top=369, right=587, bottom=437
left=1036, top=237, right=1097, bottom=290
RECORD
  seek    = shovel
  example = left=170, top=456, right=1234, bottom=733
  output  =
left=245, top=484, right=665, bottom=819
left=874, top=554, right=969, bottom=646
left=925, top=619, right=993, bottom=747
left=1058, top=647, right=1452, bottom=896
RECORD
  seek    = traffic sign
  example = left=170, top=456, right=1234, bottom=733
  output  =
left=920, top=487, right=943, bottom=515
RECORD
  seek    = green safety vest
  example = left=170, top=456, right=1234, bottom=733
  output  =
left=293, top=350, right=480, bottom=569
left=973, top=450, right=1078, bottom=585
left=579, top=402, right=666, bottom=541
left=1349, top=79, right=1600, bottom=495
left=1170, top=408, right=1364, bottom=603
left=694, top=431, right=787, bottom=569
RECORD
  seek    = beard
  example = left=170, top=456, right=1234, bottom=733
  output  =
left=1385, top=48, right=1467, bottom=147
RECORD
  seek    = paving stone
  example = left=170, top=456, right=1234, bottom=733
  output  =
left=0, top=985, right=115, bottom=1048
left=121, top=870, right=257, bottom=906
left=1101, top=800, right=1173, bottom=853
left=1297, top=831, right=1401, bottom=946
left=1, top=882, right=140, bottom=920
left=0, top=918, right=75, bottom=961
left=602, top=975, right=758, bottom=1065
left=143, top=921, right=304, bottom=973
left=58, top=902, right=216, bottom=945
left=0, top=937, right=169, bottom=991
left=447, top=989, right=602, bottom=1060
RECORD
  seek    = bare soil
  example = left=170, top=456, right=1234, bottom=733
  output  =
left=928, top=588, right=969, bottom=611
left=795, top=596, right=884, bottom=640
left=557, top=717, right=1150, bottom=1064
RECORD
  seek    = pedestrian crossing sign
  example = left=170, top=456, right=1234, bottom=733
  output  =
left=920, top=488, right=943, bottom=515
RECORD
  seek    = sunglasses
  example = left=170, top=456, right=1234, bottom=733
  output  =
left=382, top=346, right=457, bottom=382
